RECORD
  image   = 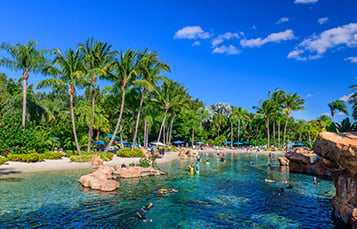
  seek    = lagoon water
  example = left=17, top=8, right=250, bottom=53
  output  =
left=0, top=153, right=340, bottom=228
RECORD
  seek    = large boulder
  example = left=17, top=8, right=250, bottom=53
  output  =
left=114, top=166, right=167, bottom=178
left=178, top=148, right=199, bottom=158
left=90, top=155, right=104, bottom=168
left=314, top=132, right=357, bottom=226
left=79, top=165, right=119, bottom=192
left=278, top=157, right=289, bottom=166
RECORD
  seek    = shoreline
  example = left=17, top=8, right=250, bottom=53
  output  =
left=0, top=151, right=179, bottom=176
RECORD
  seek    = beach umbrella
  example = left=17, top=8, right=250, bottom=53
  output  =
left=223, top=141, right=231, bottom=144
left=242, top=141, right=250, bottom=145
left=106, top=133, right=120, bottom=139
left=293, top=142, right=304, bottom=146
left=150, top=140, right=158, bottom=143
left=93, top=141, right=106, bottom=145
left=152, top=141, right=165, bottom=146
left=173, top=140, right=184, bottom=144
left=195, top=141, right=205, bottom=145
left=233, top=142, right=243, bottom=145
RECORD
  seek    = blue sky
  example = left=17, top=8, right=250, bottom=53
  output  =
left=0, top=0, right=356, bottom=121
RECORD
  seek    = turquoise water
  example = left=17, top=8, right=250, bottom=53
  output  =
left=0, top=153, right=339, bottom=228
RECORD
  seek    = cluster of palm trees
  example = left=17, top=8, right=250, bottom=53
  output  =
left=0, top=39, right=354, bottom=156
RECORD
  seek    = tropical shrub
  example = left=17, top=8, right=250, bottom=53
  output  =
left=138, top=157, right=158, bottom=169
left=44, top=151, right=63, bottom=159
left=69, top=152, right=114, bottom=162
left=0, top=157, right=8, bottom=164
left=69, top=155, right=92, bottom=162
left=7, top=153, right=42, bottom=162
left=117, top=148, right=144, bottom=157
left=164, top=146, right=179, bottom=152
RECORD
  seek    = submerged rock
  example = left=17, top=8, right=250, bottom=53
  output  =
left=114, top=166, right=167, bottom=178
left=278, top=157, right=289, bottom=166
left=79, top=165, right=119, bottom=192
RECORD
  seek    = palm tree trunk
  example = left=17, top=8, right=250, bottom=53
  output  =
left=132, top=88, right=145, bottom=150
left=308, top=131, right=312, bottom=148
left=230, top=121, right=233, bottom=148
left=70, top=89, right=81, bottom=155
left=119, top=122, right=123, bottom=148
left=144, top=120, right=147, bottom=148
left=273, top=120, right=276, bottom=147
left=278, top=122, right=281, bottom=147
left=192, top=127, right=194, bottom=147
left=237, top=118, right=241, bottom=142
left=157, top=108, right=168, bottom=142
left=22, top=67, right=29, bottom=129
left=283, top=114, right=289, bottom=147
left=266, top=118, right=270, bottom=147
left=163, top=124, right=166, bottom=144
left=332, top=110, right=336, bottom=123
left=96, top=130, right=100, bottom=141
left=255, top=124, right=259, bottom=146
left=104, top=86, right=126, bottom=153
left=87, top=86, right=95, bottom=152
left=168, top=112, right=175, bottom=144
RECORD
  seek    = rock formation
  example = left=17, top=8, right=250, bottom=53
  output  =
left=90, top=154, right=103, bottom=168
left=178, top=148, right=199, bottom=158
left=278, top=157, right=289, bottom=166
left=114, top=165, right=167, bottom=178
left=79, top=166, right=119, bottom=192
left=314, top=132, right=357, bottom=226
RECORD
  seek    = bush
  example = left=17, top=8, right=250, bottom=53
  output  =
left=117, top=148, right=144, bottom=158
left=69, top=155, right=92, bottom=162
left=0, top=157, right=8, bottom=164
left=69, top=152, right=114, bottom=162
left=164, top=146, right=179, bottom=152
left=44, top=151, right=63, bottom=160
left=7, top=153, right=42, bottom=162
left=65, top=150, right=78, bottom=157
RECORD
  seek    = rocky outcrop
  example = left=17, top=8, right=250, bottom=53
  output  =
left=141, top=149, right=150, bottom=158
left=178, top=148, right=199, bottom=158
left=278, top=157, right=289, bottom=166
left=314, top=132, right=357, bottom=226
left=90, top=155, right=103, bottom=168
left=79, top=166, right=119, bottom=192
left=114, top=166, right=167, bottom=178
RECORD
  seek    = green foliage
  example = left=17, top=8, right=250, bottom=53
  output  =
left=138, top=157, right=158, bottom=169
left=44, top=151, right=63, bottom=159
left=69, top=152, right=114, bottom=162
left=117, top=148, right=144, bottom=157
left=7, top=153, right=42, bottom=162
left=0, top=157, right=8, bottom=164
left=163, top=146, right=179, bottom=152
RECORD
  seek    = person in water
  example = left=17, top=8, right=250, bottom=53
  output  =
left=197, top=154, right=201, bottom=162
left=141, top=202, right=154, bottom=212
left=136, top=211, right=152, bottom=222
left=286, top=184, right=293, bottom=189
left=195, top=162, right=200, bottom=173
left=313, top=176, right=318, bottom=185
left=220, top=157, right=226, bottom=162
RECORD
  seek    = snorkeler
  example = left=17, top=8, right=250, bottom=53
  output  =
left=141, top=202, right=154, bottom=212
left=313, top=177, right=318, bottom=185
left=136, top=211, right=152, bottom=222
left=286, top=184, right=293, bottom=189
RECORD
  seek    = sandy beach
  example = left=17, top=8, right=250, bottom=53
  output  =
left=0, top=151, right=179, bottom=175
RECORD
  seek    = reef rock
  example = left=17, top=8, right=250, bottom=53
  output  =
left=114, top=166, right=167, bottom=178
left=178, top=148, right=199, bottom=158
left=79, top=166, right=119, bottom=192
left=314, top=132, right=357, bottom=226
left=90, top=154, right=103, bottom=168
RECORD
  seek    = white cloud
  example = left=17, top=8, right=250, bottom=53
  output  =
left=321, top=112, right=331, bottom=116
left=240, top=29, right=296, bottom=48
left=252, top=25, right=257, bottom=30
left=340, top=93, right=353, bottom=101
left=276, top=17, right=289, bottom=24
left=318, top=17, right=328, bottom=25
left=288, top=23, right=357, bottom=61
left=212, top=45, right=240, bottom=55
left=294, top=0, right=318, bottom=4
left=211, top=32, right=240, bottom=47
left=174, top=26, right=212, bottom=40
left=337, top=111, right=346, bottom=115
left=192, top=41, right=200, bottom=46
left=345, top=57, right=357, bottom=63
left=306, top=94, right=312, bottom=97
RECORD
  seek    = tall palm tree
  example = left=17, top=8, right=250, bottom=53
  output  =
left=232, top=106, right=250, bottom=143
left=282, top=93, right=305, bottom=147
left=79, top=38, right=117, bottom=152
left=36, top=48, right=86, bottom=155
left=104, top=49, right=139, bottom=153
left=253, top=100, right=275, bottom=147
left=0, top=40, right=49, bottom=129
left=328, top=100, right=348, bottom=122
left=131, top=50, right=170, bottom=149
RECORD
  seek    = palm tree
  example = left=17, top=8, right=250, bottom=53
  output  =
left=282, top=93, right=305, bottom=147
left=232, top=106, right=250, bottom=143
left=253, top=100, right=275, bottom=147
left=79, top=38, right=117, bottom=152
left=36, top=48, right=86, bottom=155
left=328, top=100, right=348, bottom=123
left=0, top=40, right=49, bottom=129
left=131, top=50, right=170, bottom=149
left=104, top=49, right=139, bottom=153
left=268, top=89, right=286, bottom=147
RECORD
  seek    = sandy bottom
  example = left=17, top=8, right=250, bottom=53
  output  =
left=0, top=151, right=179, bottom=175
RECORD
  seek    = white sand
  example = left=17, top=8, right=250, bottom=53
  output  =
left=0, top=151, right=179, bottom=175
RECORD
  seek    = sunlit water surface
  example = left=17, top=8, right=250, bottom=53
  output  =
left=0, top=153, right=340, bottom=228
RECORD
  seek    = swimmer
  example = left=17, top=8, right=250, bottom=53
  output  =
left=141, top=202, right=154, bottom=212
left=195, top=162, right=200, bottom=173
left=197, top=154, right=201, bottom=162
left=157, top=188, right=168, bottom=194
left=313, top=176, right=318, bottom=185
left=286, top=184, right=293, bottom=189
left=136, top=211, right=152, bottom=222
left=168, top=187, right=178, bottom=193
left=220, top=157, right=226, bottom=162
